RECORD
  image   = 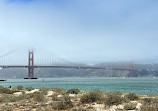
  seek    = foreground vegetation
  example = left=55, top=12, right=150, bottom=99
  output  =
left=0, top=86, right=157, bottom=111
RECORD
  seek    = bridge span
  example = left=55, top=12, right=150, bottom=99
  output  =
left=0, top=50, right=133, bottom=79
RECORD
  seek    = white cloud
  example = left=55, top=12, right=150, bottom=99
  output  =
left=0, top=0, right=158, bottom=64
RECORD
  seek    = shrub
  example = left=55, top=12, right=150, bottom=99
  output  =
left=141, top=105, right=158, bottom=111
left=80, top=90, right=103, bottom=103
left=0, top=95, right=17, bottom=103
left=0, top=86, right=17, bottom=94
left=33, top=92, right=45, bottom=102
left=143, top=98, right=158, bottom=105
left=17, top=94, right=28, bottom=100
left=27, top=93, right=35, bottom=98
left=0, top=96, right=7, bottom=103
left=17, top=85, right=23, bottom=90
left=0, top=93, right=28, bottom=103
left=0, top=86, right=4, bottom=89
left=71, top=108, right=86, bottom=111
left=51, top=88, right=66, bottom=94
left=111, top=91, right=123, bottom=96
left=147, top=94, right=158, bottom=97
left=104, top=91, right=127, bottom=106
left=51, top=94, right=60, bottom=101
left=40, top=88, right=49, bottom=95
left=126, top=93, right=139, bottom=101
left=140, top=97, right=158, bottom=111
left=52, top=95, right=73, bottom=110
left=124, top=103, right=137, bottom=110
left=67, top=88, right=80, bottom=94
left=26, top=87, right=34, bottom=91
left=1, top=105, right=13, bottom=111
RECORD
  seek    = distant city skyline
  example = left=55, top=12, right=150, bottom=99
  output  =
left=0, top=0, right=158, bottom=64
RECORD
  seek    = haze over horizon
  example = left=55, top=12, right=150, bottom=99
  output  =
left=0, top=0, right=158, bottom=64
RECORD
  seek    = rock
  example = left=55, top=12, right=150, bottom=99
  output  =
left=136, top=103, right=142, bottom=109
left=117, top=104, right=124, bottom=110
left=93, top=104, right=105, bottom=111
left=69, top=94, right=76, bottom=97
left=57, top=94, right=63, bottom=98
left=13, top=92, right=22, bottom=96
left=8, top=103, right=14, bottom=105
left=25, top=89, right=40, bottom=94
left=47, top=91, right=55, bottom=96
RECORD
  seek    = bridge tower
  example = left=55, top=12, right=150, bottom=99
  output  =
left=24, top=50, right=37, bottom=79
left=128, top=63, right=133, bottom=77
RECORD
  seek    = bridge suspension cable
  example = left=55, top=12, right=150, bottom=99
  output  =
left=53, top=53, right=76, bottom=66
left=0, top=49, right=16, bottom=59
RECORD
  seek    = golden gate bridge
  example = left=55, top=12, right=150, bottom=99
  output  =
left=0, top=50, right=134, bottom=79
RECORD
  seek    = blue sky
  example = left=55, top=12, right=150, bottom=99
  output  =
left=0, top=0, right=158, bottom=64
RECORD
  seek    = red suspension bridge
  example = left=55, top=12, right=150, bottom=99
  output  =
left=0, top=50, right=134, bottom=79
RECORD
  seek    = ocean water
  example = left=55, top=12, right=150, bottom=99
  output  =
left=0, top=77, right=158, bottom=94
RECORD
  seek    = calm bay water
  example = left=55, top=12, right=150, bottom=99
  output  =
left=0, top=77, right=158, bottom=94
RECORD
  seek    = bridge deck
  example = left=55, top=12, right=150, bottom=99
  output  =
left=0, top=65, right=133, bottom=71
